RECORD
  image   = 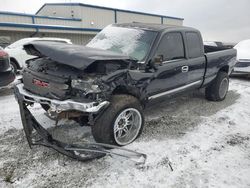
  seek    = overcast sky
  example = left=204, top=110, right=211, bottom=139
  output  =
left=0, top=0, right=249, bottom=43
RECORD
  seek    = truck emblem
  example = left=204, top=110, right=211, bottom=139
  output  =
left=33, top=79, right=49, bottom=88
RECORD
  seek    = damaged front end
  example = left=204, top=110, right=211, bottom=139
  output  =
left=13, top=41, right=147, bottom=163
left=14, top=83, right=146, bottom=163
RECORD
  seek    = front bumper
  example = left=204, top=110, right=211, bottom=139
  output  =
left=14, top=85, right=146, bottom=163
left=15, top=83, right=109, bottom=113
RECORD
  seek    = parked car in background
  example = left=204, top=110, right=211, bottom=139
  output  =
left=0, top=47, right=15, bottom=89
left=4, top=38, right=72, bottom=73
left=232, top=39, right=250, bottom=76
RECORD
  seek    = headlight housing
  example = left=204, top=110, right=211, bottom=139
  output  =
left=71, top=78, right=101, bottom=94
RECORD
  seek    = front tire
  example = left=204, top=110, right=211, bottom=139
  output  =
left=92, top=95, right=144, bottom=146
left=205, top=71, right=229, bottom=101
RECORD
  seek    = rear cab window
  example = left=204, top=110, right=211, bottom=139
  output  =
left=156, top=32, right=185, bottom=61
left=185, top=32, right=203, bottom=58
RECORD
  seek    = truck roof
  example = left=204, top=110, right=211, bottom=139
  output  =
left=113, top=22, right=198, bottom=33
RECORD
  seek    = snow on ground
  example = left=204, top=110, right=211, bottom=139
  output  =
left=0, top=78, right=250, bottom=188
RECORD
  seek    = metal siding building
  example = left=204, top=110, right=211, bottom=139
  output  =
left=0, top=3, right=184, bottom=46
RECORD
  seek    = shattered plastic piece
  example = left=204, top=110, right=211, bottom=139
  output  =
left=65, top=143, right=147, bottom=165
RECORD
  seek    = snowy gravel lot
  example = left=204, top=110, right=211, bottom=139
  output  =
left=0, top=78, right=250, bottom=188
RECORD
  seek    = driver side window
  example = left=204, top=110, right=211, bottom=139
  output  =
left=156, top=32, right=185, bottom=61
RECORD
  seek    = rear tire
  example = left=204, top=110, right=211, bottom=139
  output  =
left=10, top=61, right=18, bottom=74
left=92, top=95, right=144, bottom=146
left=205, top=71, right=229, bottom=101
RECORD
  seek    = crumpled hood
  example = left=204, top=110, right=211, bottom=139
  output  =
left=24, top=41, right=131, bottom=70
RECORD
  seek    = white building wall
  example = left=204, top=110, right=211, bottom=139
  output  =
left=116, top=11, right=161, bottom=24
left=0, top=30, right=94, bottom=45
left=36, top=4, right=184, bottom=28
left=0, top=26, right=35, bottom=32
left=37, top=5, right=115, bottom=29
left=37, top=32, right=95, bottom=45
left=38, top=28, right=92, bottom=34
left=79, top=7, right=115, bottom=28
left=0, top=4, right=184, bottom=46
left=0, top=31, right=34, bottom=43
left=35, top=18, right=81, bottom=27
left=163, top=18, right=183, bottom=26
left=0, top=15, right=32, bottom=24
left=37, top=5, right=81, bottom=19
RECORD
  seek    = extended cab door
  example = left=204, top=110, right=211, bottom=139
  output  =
left=185, top=32, right=206, bottom=85
left=147, top=32, right=189, bottom=98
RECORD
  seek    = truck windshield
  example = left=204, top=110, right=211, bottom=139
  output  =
left=86, top=25, right=157, bottom=61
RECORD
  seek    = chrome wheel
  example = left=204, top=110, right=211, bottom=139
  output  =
left=219, top=78, right=229, bottom=99
left=113, top=108, right=142, bottom=145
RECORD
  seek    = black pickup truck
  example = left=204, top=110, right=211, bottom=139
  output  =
left=15, top=23, right=236, bottom=155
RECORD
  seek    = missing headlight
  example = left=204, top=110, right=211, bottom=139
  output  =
left=71, top=78, right=101, bottom=94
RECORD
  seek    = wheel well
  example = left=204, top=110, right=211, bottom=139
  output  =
left=219, top=65, right=229, bottom=73
left=112, top=86, right=147, bottom=108
left=112, top=86, right=140, bottom=100
left=10, top=57, right=21, bottom=69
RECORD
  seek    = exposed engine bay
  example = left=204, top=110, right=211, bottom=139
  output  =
left=21, top=41, right=150, bottom=125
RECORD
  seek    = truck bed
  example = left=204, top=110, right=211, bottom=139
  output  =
left=203, top=48, right=237, bottom=86
left=204, top=45, right=233, bottom=53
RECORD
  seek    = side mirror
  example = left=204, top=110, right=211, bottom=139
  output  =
left=154, top=55, right=163, bottom=66
left=146, top=55, right=164, bottom=71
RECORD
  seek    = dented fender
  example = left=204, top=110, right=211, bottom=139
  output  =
left=97, top=68, right=154, bottom=104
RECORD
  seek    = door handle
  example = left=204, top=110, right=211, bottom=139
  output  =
left=181, top=66, right=189, bottom=73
